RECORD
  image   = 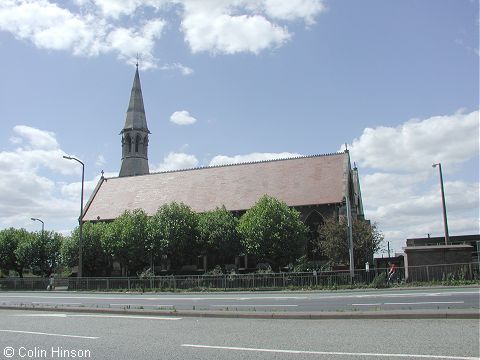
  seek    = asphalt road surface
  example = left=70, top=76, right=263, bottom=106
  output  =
left=0, top=309, right=478, bottom=360
left=0, top=287, right=478, bottom=313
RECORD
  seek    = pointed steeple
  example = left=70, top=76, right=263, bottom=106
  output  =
left=121, top=65, right=150, bottom=133
left=119, top=65, right=150, bottom=177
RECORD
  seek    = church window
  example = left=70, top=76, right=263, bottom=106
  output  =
left=135, top=135, right=140, bottom=153
left=126, top=135, right=132, bottom=153
left=143, top=136, right=148, bottom=154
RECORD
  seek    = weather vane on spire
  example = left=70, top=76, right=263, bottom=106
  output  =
left=136, top=53, right=139, bottom=69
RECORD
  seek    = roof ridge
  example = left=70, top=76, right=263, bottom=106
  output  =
left=107, top=151, right=346, bottom=179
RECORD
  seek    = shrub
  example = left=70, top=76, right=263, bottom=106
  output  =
left=370, top=272, right=387, bottom=288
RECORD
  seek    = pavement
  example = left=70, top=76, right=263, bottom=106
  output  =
left=0, top=304, right=477, bottom=320
left=0, top=285, right=478, bottom=319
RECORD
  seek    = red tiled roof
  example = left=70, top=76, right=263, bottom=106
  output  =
left=83, top=152, right=348, bottom=221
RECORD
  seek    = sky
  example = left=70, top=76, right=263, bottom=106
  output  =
left=0, top=0, right=478, bottom=255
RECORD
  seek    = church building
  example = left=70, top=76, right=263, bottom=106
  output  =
left=83, top=68, right=365, bottom=260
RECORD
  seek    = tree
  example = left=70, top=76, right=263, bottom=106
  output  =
left=61, top=236, right=78, bottom=272
left=32, top=230, right=63, bottom=276
left=63, top=222, right=110, bottom=276
left=13, top=229, right=38, bottom=277
left=104, top=209, right=149, bottom=276
left=149, top=202, right=199, bottom=269
left=14, top=230, right=62, bottom=277
left=198, top=206, right=241, bottom=265
left=0, top=228, right=64, bottom=277
left=0, top=228, right=23, bottom=276
left=237, top=195, right=308, bottom=270
left=315, top=217, right=384, bottom=267
left=352, top=220, right=384, bottom=266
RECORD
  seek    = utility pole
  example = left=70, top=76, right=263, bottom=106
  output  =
left=63, top=155, right=85, bottom=277
left=432, top=163, right=450, bottom=245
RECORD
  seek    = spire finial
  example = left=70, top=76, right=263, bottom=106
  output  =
left=136, top=53, right=139, bottom=69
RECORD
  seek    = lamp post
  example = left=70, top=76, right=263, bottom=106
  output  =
left=63, top=155, right=85, bottom=277
left=30, top=217, right=44, bottom=237
left=432, top=163, right=449, bottom=245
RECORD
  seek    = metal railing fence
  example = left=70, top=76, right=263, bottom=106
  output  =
left=0, top=262, right=478, bottom=291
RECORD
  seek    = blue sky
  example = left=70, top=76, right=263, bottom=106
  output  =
left=0, top=0, right=478, bottom=255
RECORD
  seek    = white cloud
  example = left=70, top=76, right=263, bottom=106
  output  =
left=347, top=110, right=479, bottom=172
left=209, top=152, right=302, bottom=166
left=95, top=155, right=106, bottom=166
left=160, top=63, right=194, bottom=75
left=60, top=171, right=118, bottom=201
left=87, top=0, right=147, bottom=19
left=177, top=0, right=326, bottom=54
left=152, top=152, right=199, bottom=172
left=0, top=0, right=325, bottom=66
left=0, top=0, right=103, bottom=56
left=9, top=136, right=22, bottom=145
left=106, top=19, right=166, bottom=68
left=346, top=109, right=480, bottom=254
left=1, top=126, right=77, bottom=176
left=0, top=0, right=164, bottom=68
left=181, top=10, right=291, bottom=54
left=170, top=110, right=197, bottom=125
left=12, top=125, right=59, bottom=150
left=0, top=125, right=101, bottom=231
left=262, top=0, right=325, bottom=25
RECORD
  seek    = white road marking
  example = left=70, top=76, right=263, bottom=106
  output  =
left=0, top=329, right=98, bottom=339
left=181, top=344, right=479, bottom=360
left=68, top=314, right=181, bottom=320
left=12, top=313, right=181, bottom=320
left=0, top=294, right=308, bottom=301
left=384, top=301, right=465, bottom=305
left=352, top=303, right=382, bottom=306
left=109, top=303, right=174, bottom=307
left=350, top=291, right=479, bottom=299
left=14, top=314, right=68, bottom=317
left=211, top=304, right=298, bottom=307
left=32, top=302, right=82, bottom=305
left=352, top=301, right=465, bottom=306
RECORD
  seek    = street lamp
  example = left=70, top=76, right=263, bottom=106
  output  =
left=30, top=217, right=44, bottom=236
left=63, top=155, right=85, bottom=277
left=432, top=163, right=449, bottom=245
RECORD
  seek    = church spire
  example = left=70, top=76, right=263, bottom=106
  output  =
left=122, top=65, right=149, bottom=133
left=119, top=66, right=150, bottom=177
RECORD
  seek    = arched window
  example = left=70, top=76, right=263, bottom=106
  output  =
left=143, top=136, right=148, bottom=154
left=135, top=134, right=140, bottom=153
left=126, top=135, right=132, bottom=153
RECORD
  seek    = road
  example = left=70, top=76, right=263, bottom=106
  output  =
left=0, top=309, right=478, bottom=360
left=0, top=287, right=478, bottom=313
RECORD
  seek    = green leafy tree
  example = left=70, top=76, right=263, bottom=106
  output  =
left=198, top=206, right=242, bottom=265
left=99, top=220, right=122, bottom=273
left=61, top=236, right=78, bottom=272
left=33, top=230, right=63, bottom=276
left=62, top=222, right=110, bottom=276
left=316, top=217, right=384, bottom=267
left=237, top=195, right=308, bottom=270
left=0, top=228, right=24, bottom=276
left=149, top=202, right=199, bottom=269
left=13, top=230, right=62, bottom=277
left=105, top=209, right=149, bottom=276
left=14, top=229, right=39, bottom=277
